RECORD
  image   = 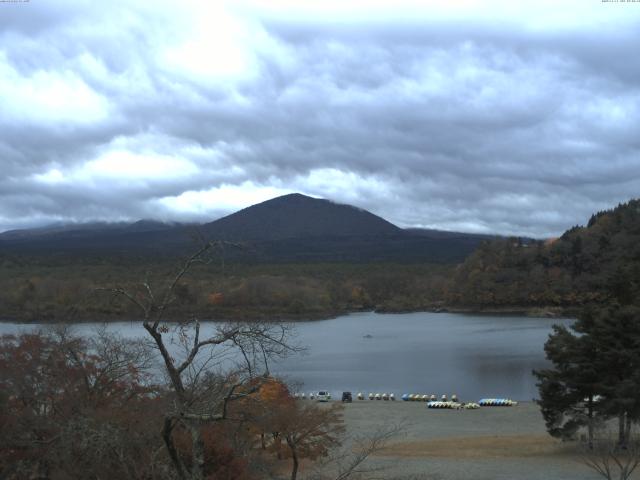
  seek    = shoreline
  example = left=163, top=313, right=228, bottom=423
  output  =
left=0, top=305, right=576, bottom=325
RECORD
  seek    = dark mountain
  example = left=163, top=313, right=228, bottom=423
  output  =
left=0, top=219, right=190, bottom=255
left=0, top=194, right=491, bottom=263
left=0, top=221, right=129, bottom=240
left=124, top=220, right=182, bottom=232
left=1, top=219, right=182, bottom=240
left=200, top=193, right=400, bottom=240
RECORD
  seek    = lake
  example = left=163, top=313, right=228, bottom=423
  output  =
left=0, top=311, right=572, bottom=402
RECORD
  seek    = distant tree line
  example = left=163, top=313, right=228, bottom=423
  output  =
left=0, top=259, right=452, bottom=322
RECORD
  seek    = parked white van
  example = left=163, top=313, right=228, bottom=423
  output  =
left=316, top=391, right=330, bottom=402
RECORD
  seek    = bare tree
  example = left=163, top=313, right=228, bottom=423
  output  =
left=103, top=241, right=300, bottom=480
left=583, top=433, right=640, bottom=480
left=306, top=422, right=406, bottom=480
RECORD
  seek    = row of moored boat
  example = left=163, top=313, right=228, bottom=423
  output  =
left=293, top=391, right=517, bottom=407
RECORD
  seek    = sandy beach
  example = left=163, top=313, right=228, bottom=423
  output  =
left=332, top=400, right=619, bottom=480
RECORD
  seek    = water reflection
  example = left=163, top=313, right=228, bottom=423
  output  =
left=270, top=312, right=572, bottom=400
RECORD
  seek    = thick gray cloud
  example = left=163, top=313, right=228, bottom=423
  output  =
left=1, top=0, right=639, bottom=237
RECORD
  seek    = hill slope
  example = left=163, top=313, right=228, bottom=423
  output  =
left=447, top=199, right=640, bottom=310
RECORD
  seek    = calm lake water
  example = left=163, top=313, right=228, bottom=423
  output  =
left=0, top=311, right=572, bottom=401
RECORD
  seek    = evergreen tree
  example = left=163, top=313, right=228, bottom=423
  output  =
left=578, top=305, right=640, bottom=447
left=534, top=322, right=604, bottom=447
left=535, top=304, right=640, bottom=448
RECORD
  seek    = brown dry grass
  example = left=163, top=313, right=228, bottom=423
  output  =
left=377, top=434, right=578, bottom=460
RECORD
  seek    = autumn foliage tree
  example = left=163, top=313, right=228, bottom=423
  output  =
left=232, top=378, right=345, bottom=480
left=0, top=329, right=166, bottom=479
left=245, top=378, right=295, bottom=453
left=280, top=403, right=345, bottom=480
left=0, top=329, right=332, bottom=480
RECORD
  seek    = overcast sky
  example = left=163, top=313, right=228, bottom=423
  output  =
left=1, top=0, right=639, bottom=237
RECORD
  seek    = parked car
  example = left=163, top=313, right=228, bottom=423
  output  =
left=316, top=391, right=330, bottom=402
left=341, top=391, right=353, bottom=403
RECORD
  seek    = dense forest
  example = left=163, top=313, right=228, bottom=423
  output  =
left=0, top=257, right=452, bottom=322
left=448, top=199, right=640, bottom=312
left=1, top=199, right=638, bottom=322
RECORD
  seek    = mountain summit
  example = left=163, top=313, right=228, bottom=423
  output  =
left=201, top=193, right=401, bottom=241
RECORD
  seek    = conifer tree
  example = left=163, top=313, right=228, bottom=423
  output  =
left=534, top=322, right=603, bottom=447
left=579, top=305, right=640, bottom=447
left=536, top=304, right=640, bottom=448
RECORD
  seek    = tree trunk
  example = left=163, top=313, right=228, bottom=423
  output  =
left=286, top=436, right=299, bottom=480
left=163, top=417, right=188, bottom=480
left=587, top=395, right=594, bottom=450
left=190, top=422, right=205, bottom=480
left=273, top=433, right=282, bottom=459
left=618, top=412, right=626, bottom=448
left=625, top=413, right=632, bottom=446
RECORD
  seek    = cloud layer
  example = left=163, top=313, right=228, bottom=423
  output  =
left=1, top=0, right=640, bottom=237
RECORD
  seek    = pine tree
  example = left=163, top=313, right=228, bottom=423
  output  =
left=578, top=305, right=640, bottom=447
left=534, top=322, right=604, bottom=447
left=535, top=304, right=640, bottom=448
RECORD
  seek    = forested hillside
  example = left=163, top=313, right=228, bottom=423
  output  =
left=447, top=200, right=640, bottom=311
left=2, top=200, right=638, bottom=322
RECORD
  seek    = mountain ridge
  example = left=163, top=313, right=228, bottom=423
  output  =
left=0, top=193, right=494, bottom=263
